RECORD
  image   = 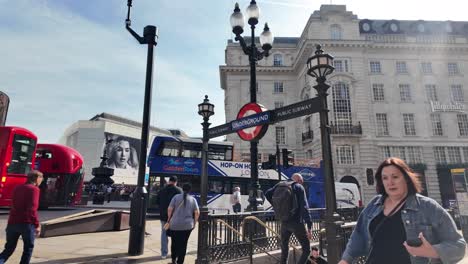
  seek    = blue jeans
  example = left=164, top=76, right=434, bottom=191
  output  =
left=160, top=220, right=168, bottom=257
left=0, top=224, right=36, bottom=264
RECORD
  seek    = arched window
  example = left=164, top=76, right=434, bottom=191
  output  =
left=273, top=54, right=283, bottom=66
left=332, top=82, right=352, bottom=128
left=330, top=24, right=342, bottom=40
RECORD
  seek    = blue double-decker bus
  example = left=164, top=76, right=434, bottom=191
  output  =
left=147, top=136, right=360, bottom=214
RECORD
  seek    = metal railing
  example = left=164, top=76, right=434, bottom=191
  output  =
left=330, top=122, right=362, bottom=135
left=201, top=208, right=362, bottom=263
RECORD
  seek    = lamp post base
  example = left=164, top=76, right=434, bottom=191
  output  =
left=128, top=187, right=148, bottom=256
left=324, top=212, right=344, bottom=264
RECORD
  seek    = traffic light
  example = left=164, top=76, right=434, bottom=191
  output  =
left=366, top=168, right=374, bottom=185
left=282, top=149, right=293, bottom=168
left=261, top=154, right=277, bottom=170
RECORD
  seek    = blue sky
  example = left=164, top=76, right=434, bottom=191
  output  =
left=1, top=0, right=466, bottom=143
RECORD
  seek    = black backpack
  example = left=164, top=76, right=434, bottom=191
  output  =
left=271, top=181, right=298, bottom=221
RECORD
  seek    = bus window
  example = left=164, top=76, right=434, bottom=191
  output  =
left=8, top=134, right=36, bottom=175
left=181, top=143, right=202, bottom=159
left=209, top=180, right=224, bottom=194
left=158, top=141, right=180, bottom=157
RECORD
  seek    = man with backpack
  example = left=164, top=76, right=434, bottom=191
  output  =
left=265, top=173, right=312, bottom=264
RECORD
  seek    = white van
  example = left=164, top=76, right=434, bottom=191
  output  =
left=335, top=182, right=362, bottom=209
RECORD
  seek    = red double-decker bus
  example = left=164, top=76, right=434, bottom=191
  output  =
left=35, top=144, right=85, bottom=208
left=0, top=126, right=37, bottom=207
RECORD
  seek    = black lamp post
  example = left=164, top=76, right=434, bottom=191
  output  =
left=307, top=44, right=343, bottom=263
left=230, top=0, right=273, bottom=211
left=125, top=0, right=158, bottom=256
left=196, top=95, right=215, bottom=264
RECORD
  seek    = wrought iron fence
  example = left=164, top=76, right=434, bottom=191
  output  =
left=201, top=208, right=361, bottom=263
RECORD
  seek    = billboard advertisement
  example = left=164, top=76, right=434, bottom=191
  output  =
left=103, top=132, right=141, bottom=185
left=0, top=91, right=10, bottom=126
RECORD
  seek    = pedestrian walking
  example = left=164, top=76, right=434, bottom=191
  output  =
left=339, top=157, right=466, bottom=264
left=155, top=176, right=182, bottom=259
left=167, top=183, right=199, bottom=264
left=0, top=170, right=43, bottom=264
left=265, top=173, right=312, bottom=264
left=231, top=187, right=242, bottom=213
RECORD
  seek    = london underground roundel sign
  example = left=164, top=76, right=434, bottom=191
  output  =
left=236, top=103, right=269, bottom=141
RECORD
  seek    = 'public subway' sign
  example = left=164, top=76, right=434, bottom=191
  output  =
left=235, top=103, right=269, bottom=141
left=207, top=97, right=322, bottom=139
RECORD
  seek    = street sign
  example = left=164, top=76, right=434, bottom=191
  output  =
left=207, top=98, right=323, bottom=139
left=236, top=103, right=269, bottom=141
left=208, top=123, right=232, bottom=139
left=272, top=97, right=322, bottom=123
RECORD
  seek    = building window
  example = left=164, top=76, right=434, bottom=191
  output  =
left=274, top=101, right=284, bottom=109
left=380, top=146, right=391, bottom=159
left=399, top=84, right=412, bottom=102
left=333, top=59, right=349, bottom=73
left=451, top=84, right=464, bottom=102
left=434, top=146, right=447, bottom=164
left=276, top=126, right=286, bottom=145
left=376, top=113, right=389, bottom=136
left=372, top=84, right=385, bottom=101
left=425, top=84, right=438, bottom=101
left=421, top=62, right=433, bottom=74
left=463, top=147, right=468, bottom=162
left=330, top=24, right=342, bottom=40
left=396, top=61, right=408, bottom=74
left=274, top=82, right=284, bottom=93
left=306, top=150, right=313, bottom=159
left=407, top=146, right=423, bottom=164
left=370, top=61, right=382, bottom=74
left=430, top=114, right=443, bottom=136
left=403, top=113, right=416, bottom=135
left=332, top=82, right=352, bottom=126
left=448, top=147, right=462, bottom=164
left=273, top=54, right=283, bottom=66
left=448, top=63, right=460, bottom=75
left=457, top=114, right=468, bottom=136
left=336, top=145, right=355, bottom=164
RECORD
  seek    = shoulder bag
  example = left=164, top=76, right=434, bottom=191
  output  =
left=164, top=199, right=184, bottom=237
left=365, top=195, right=407, bottom=264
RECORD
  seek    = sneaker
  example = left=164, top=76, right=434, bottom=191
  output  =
left=161, top=255, right=167, bottom=259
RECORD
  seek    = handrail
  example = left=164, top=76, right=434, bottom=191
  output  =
left=214, top=218, right=280, bottom=261
left=241, top=216, right=316, bottom=264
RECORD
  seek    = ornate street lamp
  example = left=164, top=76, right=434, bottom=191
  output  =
left=196, top=95, right=214, bottom=264
left=230, top=0, right=273, bottom=211
left=307, top=44, right=343, bottom=263
left=125, top=0, right=158, bottom=256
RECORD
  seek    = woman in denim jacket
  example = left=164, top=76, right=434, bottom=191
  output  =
left=339, top=158, right=466, bottom=264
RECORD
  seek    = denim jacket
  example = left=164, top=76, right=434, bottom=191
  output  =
left=341, top=194, right=466, bottom=264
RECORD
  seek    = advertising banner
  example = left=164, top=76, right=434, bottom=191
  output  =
left=103, top=132, right=141, bottom=185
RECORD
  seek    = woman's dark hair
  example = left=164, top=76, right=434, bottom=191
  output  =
left=374, top=157, right=423, bottom=195
left=182, top=183, right=192, bottom=206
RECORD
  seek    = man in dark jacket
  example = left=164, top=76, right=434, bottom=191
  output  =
left=155, top=176, right=182, bottom=259
left=265, top=173, right=312, bottom=264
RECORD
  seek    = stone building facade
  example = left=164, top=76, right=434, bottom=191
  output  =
left=220, top=5, right=468, bottom=205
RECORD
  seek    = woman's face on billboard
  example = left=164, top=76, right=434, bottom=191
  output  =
left=114, top=140, right=131, bottom=168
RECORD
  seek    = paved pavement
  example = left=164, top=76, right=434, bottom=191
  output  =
left=0, top=201, right=466, bottom=263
